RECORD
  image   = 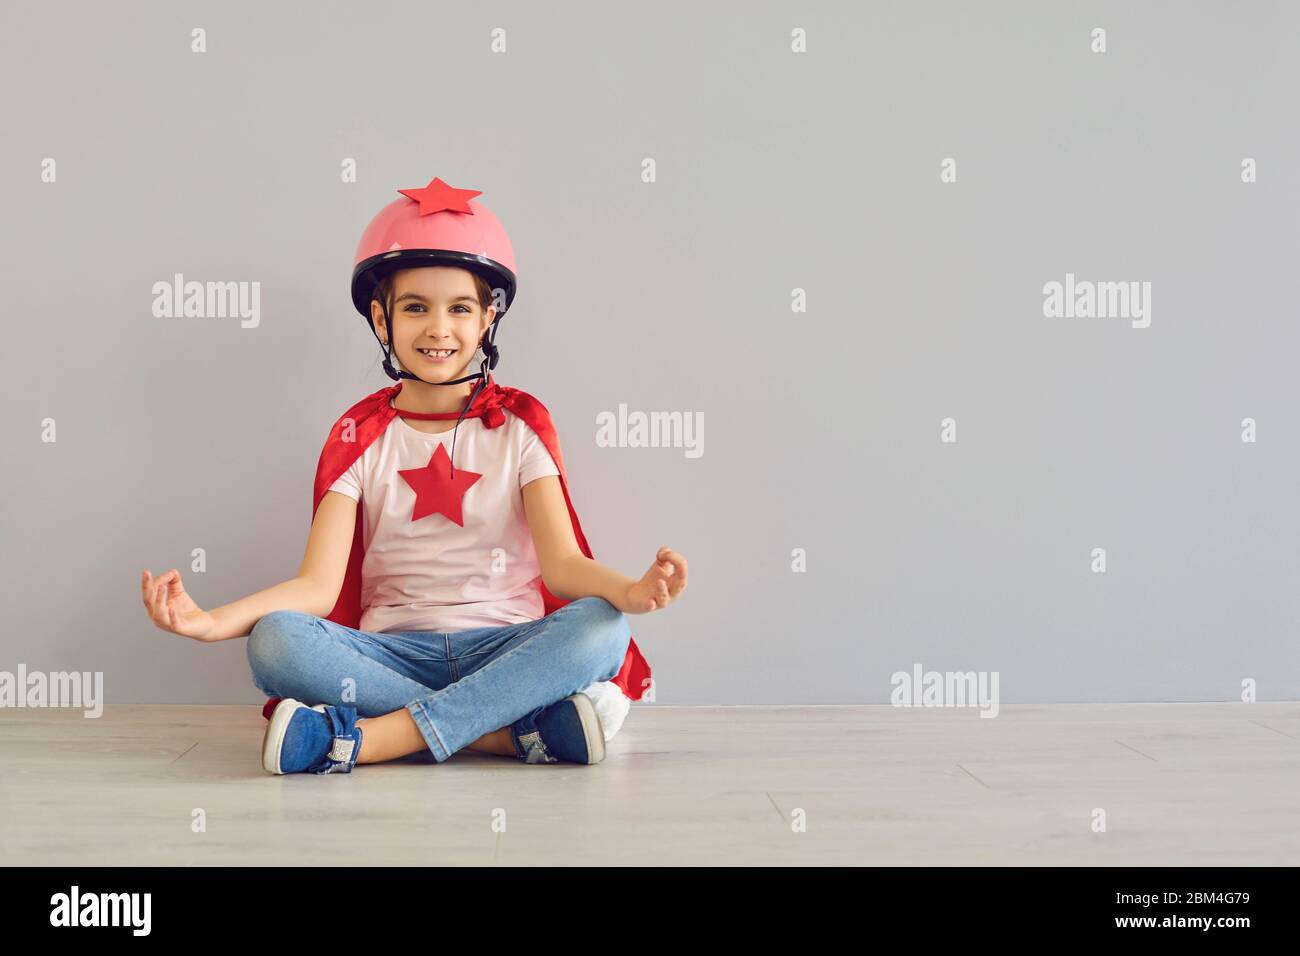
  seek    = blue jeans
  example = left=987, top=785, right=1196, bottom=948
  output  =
left=246, top=596, right=632, bottom=762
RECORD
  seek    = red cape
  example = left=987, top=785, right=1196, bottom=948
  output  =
left=260, top=375, right=653, bottom=721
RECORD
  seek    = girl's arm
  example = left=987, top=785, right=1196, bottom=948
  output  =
left=205, top=575, right=338, bottom=642
left=522, top=476, right=688, bottom=614
left=142, top=491, right=358, bottom=643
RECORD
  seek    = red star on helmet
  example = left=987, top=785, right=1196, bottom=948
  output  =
left=397, top=176, right=483, bottom=216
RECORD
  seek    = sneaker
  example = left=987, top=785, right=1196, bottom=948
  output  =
left=262, top=698, right=364, bottom=775
left=509, top=693, right=607, bottom=765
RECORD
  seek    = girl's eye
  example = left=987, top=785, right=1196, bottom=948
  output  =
left=404, top=304, right=471, bottom=313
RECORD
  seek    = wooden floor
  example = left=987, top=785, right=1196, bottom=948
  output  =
left=1, top=702, right=1296, bottom=865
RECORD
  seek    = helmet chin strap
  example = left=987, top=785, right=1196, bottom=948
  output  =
left=372, top=296, right=503, bottom=478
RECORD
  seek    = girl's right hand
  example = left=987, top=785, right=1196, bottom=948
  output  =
left=141, top=569, right=216, bottom=642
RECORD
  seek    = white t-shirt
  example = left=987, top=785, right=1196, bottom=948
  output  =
left=326, top=403, right=562, bottom=635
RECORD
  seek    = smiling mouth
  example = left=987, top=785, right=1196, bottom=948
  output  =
left=416, top=348, right=458, bottom=361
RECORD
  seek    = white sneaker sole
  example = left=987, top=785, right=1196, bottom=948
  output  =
left=261, top=698, right=327, bottom=775
left=568, top=692, right=607, bottom=765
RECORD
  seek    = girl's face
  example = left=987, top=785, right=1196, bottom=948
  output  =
left=373, top=267, right=495, bottom=383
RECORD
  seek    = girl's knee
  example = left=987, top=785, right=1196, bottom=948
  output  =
left=251, top=608, right=316, bottom=632
left=571, top=596, right=627, bottom=628
left=565, top=597, right=631, bottom=678
left=246, top=610, right=320, bottom=684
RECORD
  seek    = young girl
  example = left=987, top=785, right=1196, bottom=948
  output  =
left=139, top=175, right=687, bottom=774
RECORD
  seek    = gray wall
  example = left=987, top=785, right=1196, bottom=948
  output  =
left=4, top=0, right=1297, bottom=705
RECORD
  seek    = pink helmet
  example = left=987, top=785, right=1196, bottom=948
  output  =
left=351, top=176, right=518, bottom=385
left=351, top=176, right=517, bottom=320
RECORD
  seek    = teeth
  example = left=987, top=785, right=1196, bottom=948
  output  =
left=419, top=349, right=456, bottom=357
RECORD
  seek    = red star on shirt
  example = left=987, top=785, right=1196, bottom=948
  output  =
left=397, top=176, right=482, bottom=216
left=398, top=443, right=482, bottom=526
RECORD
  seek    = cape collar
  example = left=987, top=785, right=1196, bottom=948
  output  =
left=387, top=375, right=510, bottom=429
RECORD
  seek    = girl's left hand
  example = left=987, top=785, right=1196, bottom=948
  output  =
left=623, top=546, right=688, bottom=613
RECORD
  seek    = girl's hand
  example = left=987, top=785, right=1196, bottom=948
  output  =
left=622, top=546, right=688, bottom=614
left=141, top=569, right=216, bottom=642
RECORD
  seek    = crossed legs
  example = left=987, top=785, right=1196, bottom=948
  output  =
left=247, top=597, right=632, bottom=764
